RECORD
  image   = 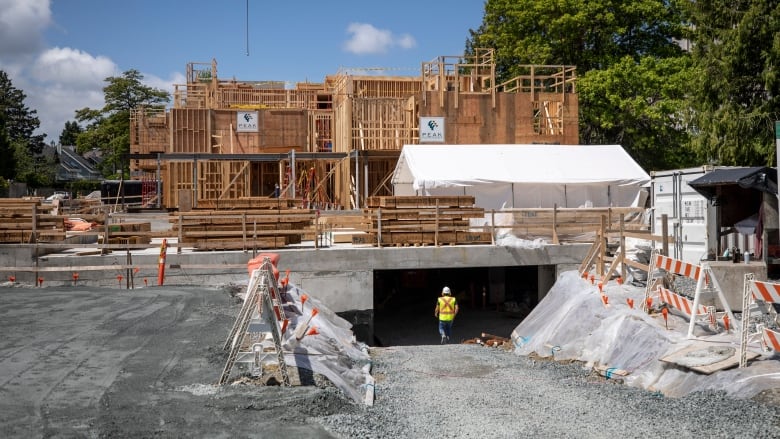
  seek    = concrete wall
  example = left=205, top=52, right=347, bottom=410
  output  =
left=0, top=243, right=590, bottom=313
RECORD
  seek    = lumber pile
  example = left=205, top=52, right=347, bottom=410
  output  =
left=0, top=198, right=66, bottom=243
left=174, top=207, right=315, bottom=251
left=357, top=196, right=491, bottom=246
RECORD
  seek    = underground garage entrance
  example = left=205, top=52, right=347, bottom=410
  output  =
left=371, top=265, right=556, bottom=346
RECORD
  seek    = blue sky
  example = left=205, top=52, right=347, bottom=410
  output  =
left=0, top=0, right=486, bottom=142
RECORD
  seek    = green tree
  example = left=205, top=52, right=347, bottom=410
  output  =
left=579, top=55, right=697, bottom=171
left=75, top=70, right=169, bottom=178
left=0, top=70, right=46, bottom=182
left=59, top=120, right=82, bottom=146
left=0, top=108, right=13, bottom=180
left=467, top=0, right=696, bottom=171
left=682, top=0, right=780, bottom=166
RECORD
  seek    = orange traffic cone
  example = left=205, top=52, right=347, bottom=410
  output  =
left=723, top=314, right=730, bottom=332
left=601, top=295, right=609, bottom=306
left=72, top=272, right=79, bottom=285
left=626, top=298, right=634, bottom=309
left=662, top=307, right=669, bottom=329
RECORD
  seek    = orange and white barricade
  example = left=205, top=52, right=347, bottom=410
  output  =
left=741, top=277, right=780, bottom=362
left=647, top=250, right=735, bottom=338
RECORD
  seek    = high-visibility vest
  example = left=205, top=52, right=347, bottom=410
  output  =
left=437, top=296, right=457, bottom=321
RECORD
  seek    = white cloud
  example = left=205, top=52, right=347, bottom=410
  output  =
left=343, top=23, right=416, bottom=55
left=0, top=0, right=177, bottom=142
left=32, top=47, right=118, bottom=88
left=0, top=0, right=50, bottom=56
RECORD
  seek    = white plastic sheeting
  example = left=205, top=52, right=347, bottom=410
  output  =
left=279, top=283, right=373, bottom=405
left=511, top=271, right=780, bottom=399
left=391, top=144, right=650, bottom=209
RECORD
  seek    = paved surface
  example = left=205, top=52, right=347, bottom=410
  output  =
left=0, top=284, right=344, bottom=438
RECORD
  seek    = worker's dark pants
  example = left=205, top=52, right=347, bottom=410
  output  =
left=438, top=320, right=454, bottom=338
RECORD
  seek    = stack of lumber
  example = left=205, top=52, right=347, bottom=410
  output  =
left=193, top=197, right=301, bottom=211
left=358, top=196, right=491, bottom=246
left=0, top=198, right=66, bottom=243
left=102, top=222, right=152, bottom=247
left=175, top=206, right=315, bottom=251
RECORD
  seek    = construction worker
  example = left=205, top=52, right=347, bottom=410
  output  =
left=434, top=286, right=458, bottom=344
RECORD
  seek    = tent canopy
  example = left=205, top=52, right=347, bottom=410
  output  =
left=391, top=144, right=650, bottom=209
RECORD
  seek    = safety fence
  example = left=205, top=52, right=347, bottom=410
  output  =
left=740, top=277, right=780, bottom=366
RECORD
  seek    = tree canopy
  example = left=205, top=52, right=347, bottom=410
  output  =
left=75, top=69, right=169, bottom=178
left=467, top=0, right=780, bottom=170
left=0, top=70, right=47, bottom=184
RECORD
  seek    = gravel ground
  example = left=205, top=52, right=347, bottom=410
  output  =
left=318, top=345, right=780, bottom=439
left=1, top=284, right=778, bottom=438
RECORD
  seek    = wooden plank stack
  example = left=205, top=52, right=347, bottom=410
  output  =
left=0, top=198, right=66, bottom=243
left=358, top=196, right=491, bottom=246
left=174, top=203, right=315, bottom=251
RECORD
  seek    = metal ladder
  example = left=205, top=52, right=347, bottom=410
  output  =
left=219, top=258, right=290, bottom=386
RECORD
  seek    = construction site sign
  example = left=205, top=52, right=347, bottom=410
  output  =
left=237, top=111, right=259, bottom=132
left=420, top=117, right=445, bottom=143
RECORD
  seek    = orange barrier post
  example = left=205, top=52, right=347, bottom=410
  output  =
left=117, top=274, right=123, bottom=287
left=598, top=282, right=603, bottom=293
left=647, top=297, right=653, bottom=309
left=72, top=272, right=79, bottom=286
left=38, top=277, right=43, bottom=287
left=723, top=314, right=730, bottom=332
left=626, top=298, right=634, bottom=309
left=157, top=239, right=168, bottom=286
left=662, top=307, right=669, bottom=329
left=601, top=295, right=609, bottom=306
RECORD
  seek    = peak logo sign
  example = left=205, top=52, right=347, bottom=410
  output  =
left=236, top=111, right=259, bottom=132
left=419, top=117, right=444, bottom=143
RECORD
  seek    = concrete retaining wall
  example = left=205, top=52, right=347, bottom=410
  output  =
left=0, top=244, right=590, bottom=313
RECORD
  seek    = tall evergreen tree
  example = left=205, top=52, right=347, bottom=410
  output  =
left=0, top=70, right=46, bottom=182
left=682, top=0, right=780, bottom=165
left=59, top=120, right=82, bottom=146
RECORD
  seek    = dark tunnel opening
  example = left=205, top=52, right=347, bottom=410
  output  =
left=371, top=266, right=552, bottom=346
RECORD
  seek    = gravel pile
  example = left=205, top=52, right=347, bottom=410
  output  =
left=314, top=344, right=780, bottom=439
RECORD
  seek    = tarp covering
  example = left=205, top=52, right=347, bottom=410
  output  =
left=512, top=270, right=780, bottom=399
left=391, top=144, right=650, bottom=209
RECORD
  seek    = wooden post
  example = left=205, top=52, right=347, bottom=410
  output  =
left=377, top=207, right=382, bottom=248
left=242, top=213, right=247, bottom=252
left=661, top=214, right=669, bottom=256
left=316, top=210, right=321, bottom=249
left=490, top=209, right=495, bottom=246
left=599, top=215, right=607, bottom=278
left=102, top=214, right=110, bottom=256
left=620, top=213, right=626, bottom=280
left=435, top=199, right=439, bottom=247
left=177, top=214, right=183, bottom=254
left=552, top=204, right=559, bottom=244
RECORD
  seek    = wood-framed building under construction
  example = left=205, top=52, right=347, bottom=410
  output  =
left=129, top=49, right=578, bottom=210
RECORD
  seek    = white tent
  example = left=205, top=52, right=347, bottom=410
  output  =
left=391, top=144, right=650, bottom=209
